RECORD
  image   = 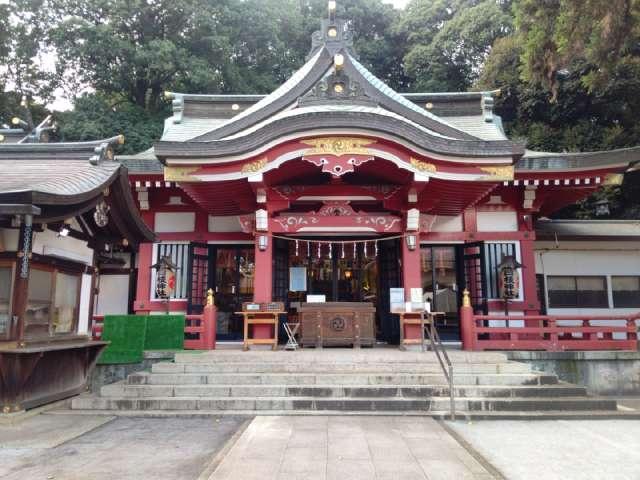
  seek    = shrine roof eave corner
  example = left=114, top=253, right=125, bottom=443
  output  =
left=516, top=146, right=640, bottom=173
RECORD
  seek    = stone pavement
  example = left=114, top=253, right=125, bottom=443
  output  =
left=447, top=419, right=640, bottom=480
left=0, top=415, right=247, bottom=480
left=209, top=415, right=496, bottom=480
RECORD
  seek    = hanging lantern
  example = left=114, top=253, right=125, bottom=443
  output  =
left=317, top=242, right=321, bottom=259
left=94, top=200, right=110, bottom=227
left=329, top=243, right=332, bottom=259
left=152, top=255, right=177, bottom=299
left=497, top=255, right=522, bottom=301
left=295, top=240, right=299, bottom=257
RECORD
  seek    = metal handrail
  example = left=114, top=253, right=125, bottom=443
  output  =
left=422, top=312, right=455, bottom=420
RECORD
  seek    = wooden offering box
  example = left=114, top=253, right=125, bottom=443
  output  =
left=297, top=302, right=375, bottom=348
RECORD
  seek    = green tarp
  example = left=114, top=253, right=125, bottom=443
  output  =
left=98, top=314, right=185, bottom=364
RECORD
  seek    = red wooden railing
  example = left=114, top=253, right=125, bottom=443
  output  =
left=460, top=293, right=639, bottom=351
left=184, top=305, right=216, bottom=350
left=91, top=304, right=216, bottom=350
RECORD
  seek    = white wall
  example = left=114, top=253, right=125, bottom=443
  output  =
left=95, top=274, right=130, bottom=316
left=431, top=215, right=463, bottom=232
left=477, top=211, right=518, bottom=232
left=154, top=212, right=196, bottom=232
left=78, top=274, right=92, bottom=334
left=33, top=229, right=93, bottom=264
left=535, top=244, right=640, bottom=334
left=208, top=215, right=243, bottom=232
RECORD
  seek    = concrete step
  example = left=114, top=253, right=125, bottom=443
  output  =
left=127, top=372, right=558, bottom=387
left=173, top=351, right=510, bottom=364
left=59, top=408, right=640, bottom=420
left=71, top=395, right=617, bottom=412
left=101, top=383, right=586, bottom=399
left=151, top=361, right=531, bottom=374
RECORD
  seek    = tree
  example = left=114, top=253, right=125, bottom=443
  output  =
left=515, top=0, right=640, bottom=96
left=396, top=0, right=513, bottom=91
left=56, top=93, right=164, bottom=154
left=41, top=0, right=235, bottom=111
left=0, top=0, right=58, bottom=105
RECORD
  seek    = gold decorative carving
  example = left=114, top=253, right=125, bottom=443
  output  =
left=603, top=173, right=623, bottom=186
left=479, top=165, right=515, bottom=181
left=164, top=166, right=200, bottom=182
left=409, top=158, right=437, bottom=173
left=301, top=137, right=375, bottom=156
left=241, top=157, right=267, bottom=174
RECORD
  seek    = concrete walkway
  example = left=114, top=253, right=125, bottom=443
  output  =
left=209, top=416, right=495, bottom=480
left=447, top=419, right=640, bottom=480
left=0, top=414, right=247, bottom=480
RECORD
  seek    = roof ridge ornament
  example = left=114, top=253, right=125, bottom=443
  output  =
left=89, top=135, right=125, bottom=165
left=307, top=2, right=357, bottom=60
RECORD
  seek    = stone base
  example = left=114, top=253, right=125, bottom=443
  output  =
left=506, top=351, right=640, bottom=396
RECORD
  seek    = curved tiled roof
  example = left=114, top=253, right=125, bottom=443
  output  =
left=0, top=137, right=155, bottom=245
left=156, top=106, right=522, bottom=159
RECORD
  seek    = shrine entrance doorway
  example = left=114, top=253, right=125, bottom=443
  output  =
left=277, top=237, right=401, bottom=344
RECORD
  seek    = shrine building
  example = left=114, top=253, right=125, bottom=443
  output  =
left=106, top=8, right=640, bottom=346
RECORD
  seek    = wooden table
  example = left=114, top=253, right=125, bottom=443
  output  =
left=394, top=311, right=445, bottom=350
left=236, top=311, right=285, bottom=351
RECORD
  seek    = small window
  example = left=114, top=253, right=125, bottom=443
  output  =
left=484, top=242, right=518, bottom=299
left=153, top=243, right=189, bottom=299
left=547, top=275, right=609, bottom=308
left=53, top=272, right=80, bottom=333
left=612, top=276, right=640, bottom=308
left=25, top=268, right=53, bottom=337
left=0, top=266, right=13, bottom=338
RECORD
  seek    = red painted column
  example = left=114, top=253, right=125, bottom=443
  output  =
left=134, top=242, right=153, bottom=314
left=253, top=234, right=273, bottom=303
left=520, top=237, right=540, bottom=315
left=401, top=235, right=422, bottom=340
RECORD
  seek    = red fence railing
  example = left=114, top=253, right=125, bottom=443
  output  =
left=460, top=307, right=639, bottom=351
left=91, top=304, right=216, bottom=350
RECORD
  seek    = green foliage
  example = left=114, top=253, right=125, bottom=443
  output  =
left=515, top=0, right=640, bottom=96
left=397, top=0, right=513, bottom=91
left=56, top=93, right=165, bottom=154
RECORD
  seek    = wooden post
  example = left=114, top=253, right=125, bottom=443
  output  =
left=460, top=289, right=475, bottom=351
left=12, top=215, right=34, bottom=344
left=203, top=289, right=216, bottom=350
left=134, top=242, right=153, bottom=314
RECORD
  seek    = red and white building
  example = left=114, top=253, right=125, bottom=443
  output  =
left=99, top=13, right=639, bottom=346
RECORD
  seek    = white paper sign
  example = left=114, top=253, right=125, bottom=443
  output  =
left=306, top=294, right=326, bottom=303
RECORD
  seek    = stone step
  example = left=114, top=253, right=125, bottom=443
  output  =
left=101, top=383, right=586, bottom=399
left=71, top=395, right=617, bottom=412
left=151, top=361, right=531, bottom=374
left=127, top=372, right=558, bottom=386
left=173, top=351, right=510, bottom=365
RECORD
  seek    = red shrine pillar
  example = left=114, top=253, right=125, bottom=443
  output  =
left=520, top=237, right=540, bottom=315
left=252, top=208, right=274, bottom=339
left=401, top=210, right=422, bottom=341
left=134, top=242, right=153, bottom=314
left=253, top=233, right=273, bottom=303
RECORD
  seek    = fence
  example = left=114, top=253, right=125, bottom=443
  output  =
left=460, top=291, right=639, bottom=351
